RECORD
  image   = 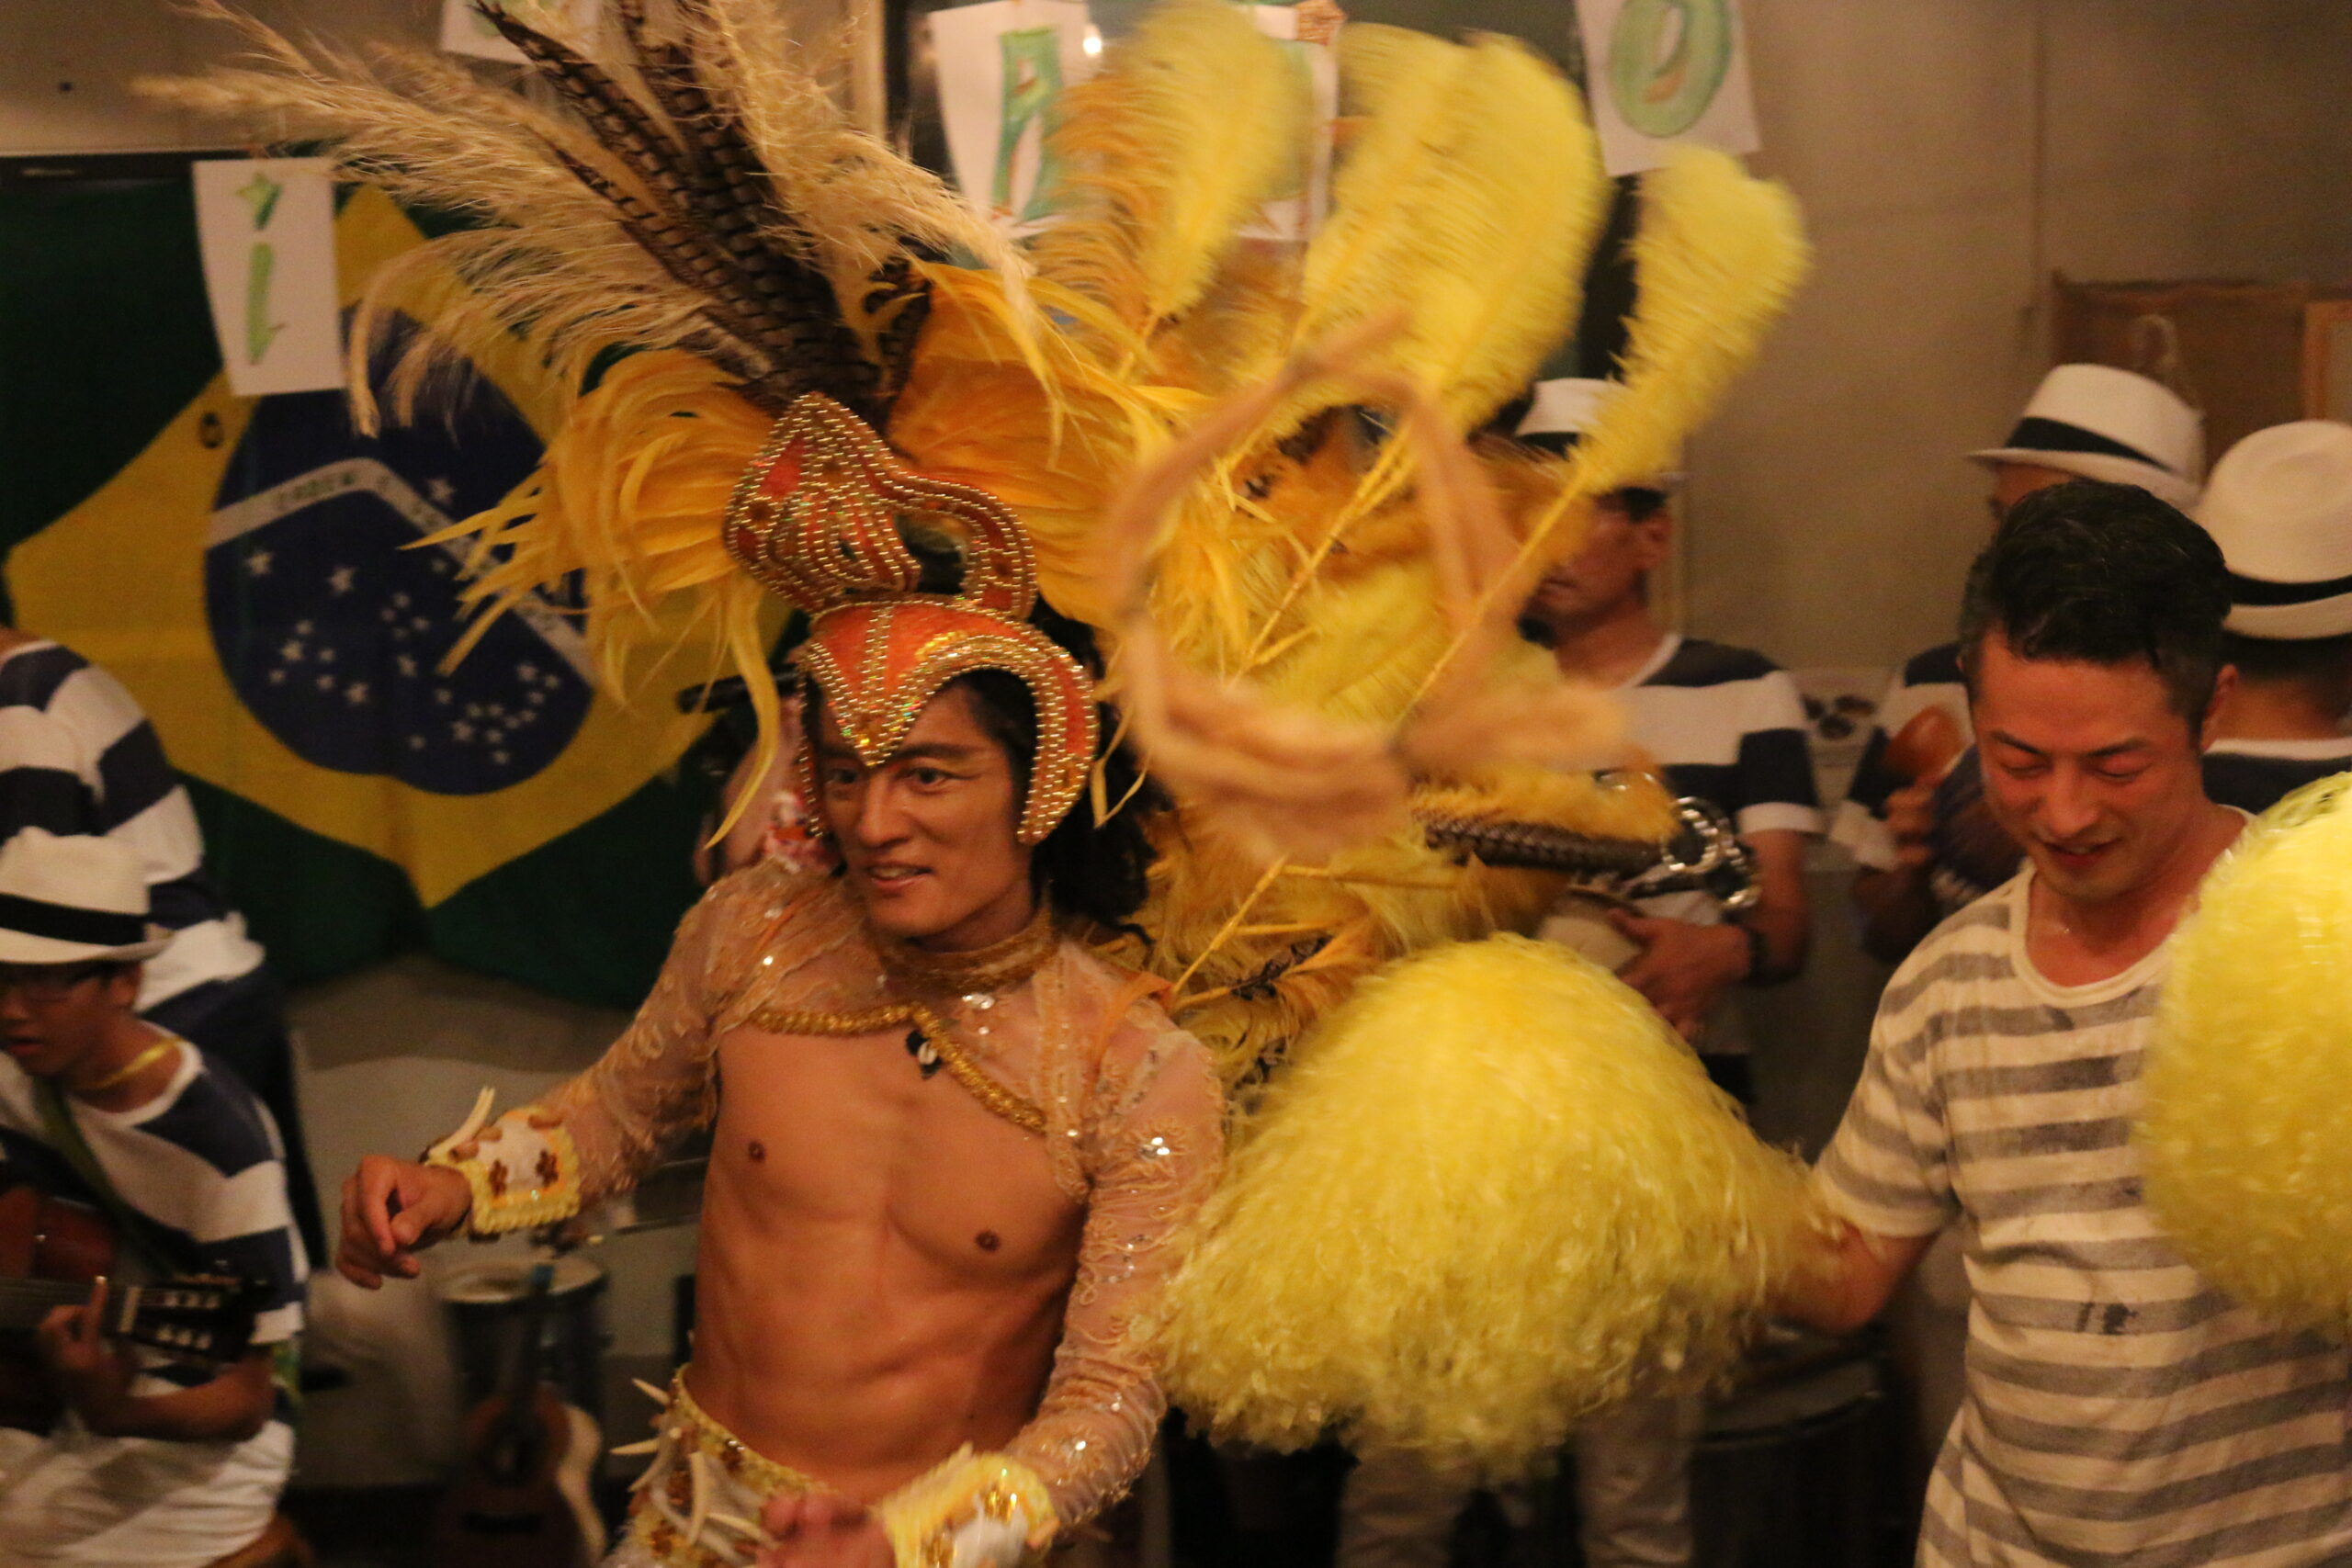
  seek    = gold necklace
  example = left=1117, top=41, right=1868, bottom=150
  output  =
left=744, top=903, right=1059, bottom=1136
left=870, top=899, right=1058, bottom=997
left=82, top=1035, right=180, bottom=1093
left=745, top=996, right=1047, bottom=1135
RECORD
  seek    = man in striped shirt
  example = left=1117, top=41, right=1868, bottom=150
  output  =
left=0, top=832, right=307, bottom=1567
left=0, top=628, right=320, bottom=1256
left=1790, top=481, right=2352, bottom=1566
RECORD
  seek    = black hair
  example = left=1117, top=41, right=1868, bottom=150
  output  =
left=803, top=599, right=1166, bottom=931
left=951, top=601, right=1165, bottom=931
left=1957, top=479, right=2230, bottom=726
left=1611, top=486, right=1669, bottom=523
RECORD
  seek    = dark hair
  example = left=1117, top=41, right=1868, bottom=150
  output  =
left=803, top=601, right=1166, bottom=930
left=952, top=602, right=1165, bottom=931
left=1610, top=486, right=1669, bottom=523
left=1957, top=479, right=2230, bottom=725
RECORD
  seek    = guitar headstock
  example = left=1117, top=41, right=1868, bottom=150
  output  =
left=112, top=1275, right=264, bottom=1365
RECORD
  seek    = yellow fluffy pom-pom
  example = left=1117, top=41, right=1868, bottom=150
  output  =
left=2139, top=773, right=2352, bottom=1338
left=1150, top=933, right=1815, bottom=1475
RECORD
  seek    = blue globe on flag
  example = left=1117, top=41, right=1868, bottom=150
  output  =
left=203, top=315, right=594, bottom=796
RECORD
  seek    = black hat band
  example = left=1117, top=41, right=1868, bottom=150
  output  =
left=2000, top=416, right=2171, bottom=475
left=0, top=892, right=148, bottom=949
left=2228, top=568, right=2352, bottom=608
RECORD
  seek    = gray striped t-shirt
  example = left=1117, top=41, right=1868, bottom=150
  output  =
left=1816, top=868, right=2352, bottom=1568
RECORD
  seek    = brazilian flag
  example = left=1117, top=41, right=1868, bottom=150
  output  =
left=0, top=173, right=718, bottom=1008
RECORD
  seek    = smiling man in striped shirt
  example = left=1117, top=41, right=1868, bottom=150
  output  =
left=1787, top=480, right=2352, bottom=1566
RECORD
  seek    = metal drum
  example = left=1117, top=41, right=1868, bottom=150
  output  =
left=435, top=1253, right=610, bottom=1425
left=1692, top=1327, right=1905, bottom=1568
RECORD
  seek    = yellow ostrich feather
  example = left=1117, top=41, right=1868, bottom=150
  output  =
left=426, top=350, right=785, bottom=806
left=1151, top=935, right=1815, bottom=1472
left=889, top=265, right=1174, bottom=627
left=1419, top=147, right=1808, bottom=692
left=1129, top=558, right=1676, bottom=1084
left=2139, top=773, right=2352, bottom=1339
left=1287, top=27, right=1608, bottom=434
left=1556, top=146, right=1809, bottom=507
left=1029, top=0, right=1306, bottom=343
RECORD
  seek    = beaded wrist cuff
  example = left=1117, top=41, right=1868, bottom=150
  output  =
left=424, top=1108, right=583, bottom=1236
left=875, top=1449, right=1056, bottom=1568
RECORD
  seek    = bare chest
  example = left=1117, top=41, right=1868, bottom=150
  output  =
left=708, top=1024, right=1081, bottom=1278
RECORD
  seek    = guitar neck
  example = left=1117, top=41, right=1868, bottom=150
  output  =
left=0, top=1276, right=112, bottom=1332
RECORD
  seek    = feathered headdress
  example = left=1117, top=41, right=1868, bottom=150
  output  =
left=153, top=0, right=1809, bottom=1070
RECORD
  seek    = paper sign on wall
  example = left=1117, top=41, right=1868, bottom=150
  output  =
left=440, top=0, right=597, bottom=62
left=1575, top=0, right=1760, bottom=177
left=930, top=0, right=1096, bottom=234
left=193, top=157, right=342, bottom=398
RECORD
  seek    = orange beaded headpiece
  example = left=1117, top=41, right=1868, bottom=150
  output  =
left=725, top=393, right=1099, bottom=844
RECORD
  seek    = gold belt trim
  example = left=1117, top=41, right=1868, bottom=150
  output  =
left=665, top=1371, right=825, bottom=1498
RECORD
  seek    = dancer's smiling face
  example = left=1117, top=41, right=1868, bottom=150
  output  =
left=811, top=681, right=1036, bottom=952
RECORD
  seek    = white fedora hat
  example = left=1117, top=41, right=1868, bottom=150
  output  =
left=1512, top=378, right=1685, bottom=490
left=2197, top=420, right=2352, bottom=640
left=0, top=829, right=168, bottom=965
left=1970, top=364, right=2204, bottom=511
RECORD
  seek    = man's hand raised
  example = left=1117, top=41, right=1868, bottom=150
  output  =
left=757, top=1493, right=893, bottom=1568
left=336, top=1156, right=471, bottom=1289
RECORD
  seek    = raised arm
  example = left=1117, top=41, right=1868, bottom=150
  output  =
left=425, top=886, right=733, bottom=1235
left=338, top=878, right=752, bottom=1287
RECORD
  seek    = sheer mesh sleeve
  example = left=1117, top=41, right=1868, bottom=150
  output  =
left=429, top=874, right=744, bottom=1235
left=1002, top=1008, right=1225, bottom=1530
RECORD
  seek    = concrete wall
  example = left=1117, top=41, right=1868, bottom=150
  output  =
left=1690, top=0, right=2352, bottom=672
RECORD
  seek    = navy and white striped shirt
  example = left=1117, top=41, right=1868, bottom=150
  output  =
left=0, top=641, right=264, bottom=1009
left=1832, top=641, right=1969, bottom=872
left=0, top=1043, right=307, bottom=1348
left=1622, top=633, right=1821, bottom=842
left=2200, top=735, right=2352, bottom=817
left=0, top=1043, right=306, bottom=1565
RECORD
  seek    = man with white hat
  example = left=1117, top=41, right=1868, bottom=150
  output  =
left=0, top=830, right=309, bottom=1568
left=1838, top=364, right=2205, bottom=964
left=2197, top=420, right=2352, bottom=809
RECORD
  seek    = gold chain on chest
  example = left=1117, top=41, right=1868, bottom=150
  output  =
left=743, top=996, right=1048, bottom=1136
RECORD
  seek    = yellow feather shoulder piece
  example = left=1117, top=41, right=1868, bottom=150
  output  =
left=1151, top=933, right=1816, bottom=1472
left=2139, top=773, right=2352, bottom=1338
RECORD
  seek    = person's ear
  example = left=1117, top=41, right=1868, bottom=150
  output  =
left=1630, top=510, right=1674, bottom=573
left=2199, top=664, right=2239, bottom=753
left=107, top=964, right=142, bottom=1007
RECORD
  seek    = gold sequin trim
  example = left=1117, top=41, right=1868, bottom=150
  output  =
left=664, top=1372, right=824, bottom=1500
left=746, top=998, right=1048, bottom=1136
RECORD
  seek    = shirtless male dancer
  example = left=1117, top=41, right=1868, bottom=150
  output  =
left=336, top=577, right=1223, bottom=1568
